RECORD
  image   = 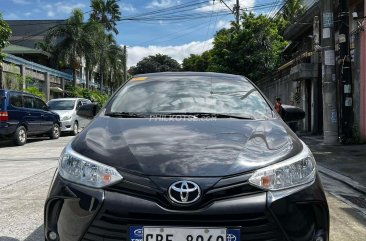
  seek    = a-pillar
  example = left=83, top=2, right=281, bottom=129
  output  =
left=44, top=73, right=50, bottom=101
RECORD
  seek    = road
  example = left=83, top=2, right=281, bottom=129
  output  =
left=0, top=136, right=366, bottom=241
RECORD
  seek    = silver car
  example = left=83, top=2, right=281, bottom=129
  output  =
left=47, top=98, right=92, bottom=135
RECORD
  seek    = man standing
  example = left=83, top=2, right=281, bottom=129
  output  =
left=274, top=97, right=283, bottom=117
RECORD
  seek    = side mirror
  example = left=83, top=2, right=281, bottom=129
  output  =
left=77, top=103, right=98, bottom=119
left=281, top=105, right=305, bottom=122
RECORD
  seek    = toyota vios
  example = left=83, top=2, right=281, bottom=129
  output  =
left=44, top=72, right=329, bottom=241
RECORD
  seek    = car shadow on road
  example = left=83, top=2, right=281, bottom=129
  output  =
left=0, top=137, right=51, bottom=148
left=0, top=225, right=43, bottom=241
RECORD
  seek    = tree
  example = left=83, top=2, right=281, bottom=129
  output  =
left=282, top=0, right=305, bottom=23
left=129, top=54, right=181, bottom=75
left=0, top=13, right=12, bottom=88
left=182, top=13, right=287, bottom=82
left=45, top=9, right=96, bottom=87
left=90, top=0, right=122, bottom=34
left=182, top=52, right=212, bottom=72
left=0, top=13, right=12, bottom=62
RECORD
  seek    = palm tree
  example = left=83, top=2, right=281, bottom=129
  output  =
left=90, top=0, right=122, bottom=34
left=283, top=0, right=305, bottom=23
left=45, top=9, right=95, bottom=86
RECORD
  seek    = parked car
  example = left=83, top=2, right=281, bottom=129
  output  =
left=47, top=98, right=92, bottom=135
left=44, top=72, right=328, bottom=241
left=0, top=89, right=60, bottom=146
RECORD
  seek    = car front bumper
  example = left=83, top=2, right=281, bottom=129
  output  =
left=60, top=120, right=73, bottom=132
left=44, top=173, right=329, bottom=241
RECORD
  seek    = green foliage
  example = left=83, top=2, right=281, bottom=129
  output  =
left=25, top=86, right=46, bottom=100
left=90, top=0, right=122, bottom=34
left=66, top=86, right=109, bottom=106
left=282, top=0, right=305, bottom=23
left=182, top=13, right=288, bottom=82
left=0, top=13, right=12, bottom=61
left=182, top=52, right=212, bottom=72
left=129, top=54, right=181, bottom=75
left=45, top=9, right=97, bottom=87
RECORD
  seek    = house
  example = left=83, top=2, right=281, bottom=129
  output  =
left=258, top=0, right=366, bottom=142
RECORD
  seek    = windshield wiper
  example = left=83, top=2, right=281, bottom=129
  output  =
left=105, top=112, right=146, bottom=118
left=161, top=112, right=254, bottom=120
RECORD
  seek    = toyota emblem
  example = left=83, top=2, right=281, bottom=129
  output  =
left=168, top=180, right=201, bottom=204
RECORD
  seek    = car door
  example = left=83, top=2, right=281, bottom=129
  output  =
left=22, top=95, right=43, bottom=134
left=34, top=98, right=54, bottom=133
left=79, top=99, right=92, bottom=128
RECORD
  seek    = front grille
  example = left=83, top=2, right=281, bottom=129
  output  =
left=81, top=208, right=285, bottom=241
left=105, top=172, right=262, bottom=210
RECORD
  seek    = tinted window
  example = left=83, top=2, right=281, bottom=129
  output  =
left=10, top=93, right=23, bottom=108
left=109, top=76, right=273, bottom=119
left=48, top=100, right=75, bottom=110
left=34, top=98, right=48, bottom=110
left=23, top=96, right=35, bottom=109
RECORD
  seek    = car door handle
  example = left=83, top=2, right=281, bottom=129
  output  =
left=41, top=114, right=45, bottom=117
left=27, top=112, right=31, bottom=116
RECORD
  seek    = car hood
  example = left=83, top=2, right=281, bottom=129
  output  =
left=71, top=117, right=303, bottom=177
left=51, top=110, right=73, bottom=118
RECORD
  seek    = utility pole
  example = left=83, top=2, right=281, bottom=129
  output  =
left=338, top=0, right=354, bottom=142
left=123, top=45, right=127, bottom=83
left=218, top=0, right=240, bottom=25
left=235, top=0, right=240, bottom=25
left=321, top=0, right=339, bottom=144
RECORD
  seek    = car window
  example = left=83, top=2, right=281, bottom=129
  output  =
left=23, top=96, right=35, bottom=109
left=108, top=76, right=273, bottom=120
left=10, top=93, right=23, bottom=108
left=34, top=98, right=48, bottom=110
left=48, top=100, right=76, bottom=110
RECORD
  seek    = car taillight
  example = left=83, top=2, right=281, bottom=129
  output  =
left=0, top=111, right=8, bottom=121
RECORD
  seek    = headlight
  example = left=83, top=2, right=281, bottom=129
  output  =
left=61, top=115, right=72, bottom=121
left=58, top=143, right=123, bottom=188
left=249, top=144, right=316, bottom=191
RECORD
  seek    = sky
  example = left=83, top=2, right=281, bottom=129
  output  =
left=1, top=0, right=281, bottom=67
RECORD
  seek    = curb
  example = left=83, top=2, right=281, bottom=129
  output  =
left=317, top=165, right=366, bottom=196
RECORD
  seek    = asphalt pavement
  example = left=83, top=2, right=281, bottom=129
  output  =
left=0, top=136, right=365, bottom=241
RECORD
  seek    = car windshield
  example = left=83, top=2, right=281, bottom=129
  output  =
left=48, top=100, right=75, bottom=110
left=107, top=75, right=273, bottom=120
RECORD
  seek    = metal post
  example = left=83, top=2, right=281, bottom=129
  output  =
left=124, top=45, right=127, bottom=83
left=321, top=0, right=339, bottom=144
left=338, top=0, right=354, bottom=142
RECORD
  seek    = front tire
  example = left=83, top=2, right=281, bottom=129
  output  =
left=71, top=121, right=79, bottom=136
left=14, top=126, right=27, bottom=146
left=50, top=124, right=60, bottom=139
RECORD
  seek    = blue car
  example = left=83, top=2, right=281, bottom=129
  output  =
left=0, top=89, right=61, bottom=145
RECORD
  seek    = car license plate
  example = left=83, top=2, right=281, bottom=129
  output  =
left=129, top=226, right=240, bottom=241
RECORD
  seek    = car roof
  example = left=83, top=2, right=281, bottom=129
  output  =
left=0, top=89, right=42, bottom=99
left=48, top=98, right=84, bottom=101
left=134, top=72, right=246, bottom=80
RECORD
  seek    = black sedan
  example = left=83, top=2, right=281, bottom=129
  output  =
left=44, top=72, right=329, bottom=241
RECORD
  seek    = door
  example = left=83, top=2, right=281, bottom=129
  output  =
left=75, top=100, right=86, bottom=128
left=34, top=97, right=54, bottom=132
left=22, top=95, right=43, bottom=134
